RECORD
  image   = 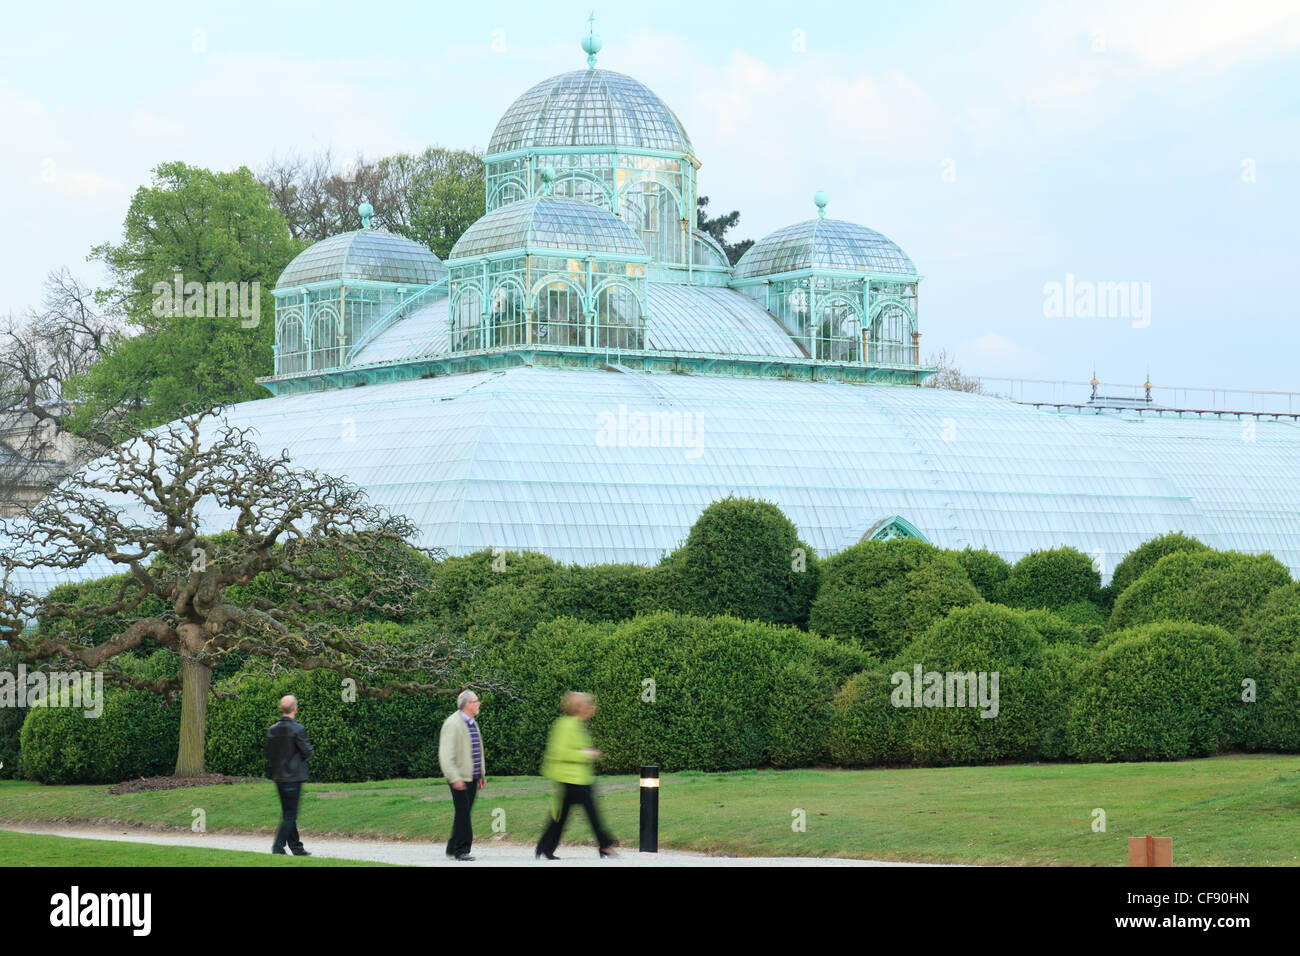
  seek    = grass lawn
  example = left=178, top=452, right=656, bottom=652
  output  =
left=2, top=753, right=1299, bottom=865
left=0, top=830, right=390, bottom=866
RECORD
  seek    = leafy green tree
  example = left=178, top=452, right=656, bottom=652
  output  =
left=261, top=147, right=485, bottom=258
left=1104, top=532, right=1209, bottom=609
left=697, top=195, right=754, bottom=265
left=69, top=162, right=299, bottom=435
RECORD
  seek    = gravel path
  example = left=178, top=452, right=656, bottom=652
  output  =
left=2, top=823, right=934, bottom=867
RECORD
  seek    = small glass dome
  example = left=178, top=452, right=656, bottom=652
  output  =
left=734, top=217, right=917, bottom=280
left=276, top=230, right=447, bottom=290
left=487, top=70, right=694, bottom=157
left=448, top=196, right=648, bottom=261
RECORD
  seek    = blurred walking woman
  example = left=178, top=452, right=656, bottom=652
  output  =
left=535, top=692, right=617, bottom=860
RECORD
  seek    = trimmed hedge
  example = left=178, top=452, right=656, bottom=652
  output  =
left=828, top=668, right=908, bottom=767
left=887, top=603, right=1046, bottom=766
left=996, top=547, right=1102, bottom=613
left=1234, top=583, right=1300, bottom=751
left=0, top=643, right=26, bottom=778
left=1109, top=550, right=1292, bottom=634
left=588, top=612, right=866, bottom=773
left=660, top=497, right=822, bottom=629
left=952, top=548, right=1012, bottom=602
left=809, top=539, right=981, bottom=657
left=1106, top=532, right=1209, bottom=607
left=18, top=652, right=180, bottom=784
left=1066, top=622, right=1245, bottom=761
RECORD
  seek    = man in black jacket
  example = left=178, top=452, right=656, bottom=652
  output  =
left=265, top=695, right=314, bottom=856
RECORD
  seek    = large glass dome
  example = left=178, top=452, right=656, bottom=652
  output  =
left=735, top=217, right=917, bottom=280
left=276, top=229, right=447, bottom=290
left=448, top=195, right=648, bottom=261
left=487, top=69, right=694, bottom=157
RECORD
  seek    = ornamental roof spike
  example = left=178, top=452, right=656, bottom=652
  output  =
left=582, top=12, right=602, bottom=69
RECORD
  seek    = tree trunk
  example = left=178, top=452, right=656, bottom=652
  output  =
left=174, top=657, right=213, bottom=777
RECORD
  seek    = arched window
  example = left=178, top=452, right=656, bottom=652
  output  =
left=310, top=305, right=343, bottom=371
left=450, top=284, right=484, bottom=352
left=871, top=303, right=912, bottom=365
left=591, top=280, right=645, bottom=350
left=276, top=309, right=306, bottom=375
left=534, top=277, right=587, bottom=348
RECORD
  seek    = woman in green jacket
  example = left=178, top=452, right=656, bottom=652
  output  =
left=535, top=692, right=617, bottom=859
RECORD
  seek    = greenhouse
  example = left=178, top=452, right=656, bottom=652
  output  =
left=12, top=23, right=1300, bottom=593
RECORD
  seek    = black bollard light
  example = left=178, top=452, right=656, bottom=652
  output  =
left=639, top=764, right=659, bottom=853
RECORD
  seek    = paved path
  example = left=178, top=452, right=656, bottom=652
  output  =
left=2, top=823, right=935, bottom=867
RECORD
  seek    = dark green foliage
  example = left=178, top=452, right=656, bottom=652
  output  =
left=952, top=547, right=1012, bottom=602
left=889, top=603, right=1045, bottom=766
left=1010, top=608, right=1091, bottom=646
left=665, top=497, right=821, bottom=628
left=588, top=613, right=862, bottom=773
left=1030, top=643, right=1094, bottom=760
left=996, top=547, right=1101, bottom=613
left=828, top=669, right=908, bottom=766
left=18, top=653, right=181, bottom=784
left=1066, top=622, right=1245, bottom=761
left=422, top=550, right=647, bottom=642
left=1107, top=532, right=1210, bottom=607
left=1234, top=583, right=1300, bottom=751
left=809, top=538, right=980, bottom=657
left=1109, top=550, right=1292, bottom=634
left=0, top=643, right=26, bottom=778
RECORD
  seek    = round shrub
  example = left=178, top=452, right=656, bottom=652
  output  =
left=996, top=547, right=1101, bottom=612
left=18, top=652, right=181, bottom=784
left=766, top=659, right=838, bottom=768
left=1107, top=532, right=1209, bottom=606
left=465, top=563, right=648, bottom=643
left=889, top=603, right=1046, bottom=765
left=1234, top=582, right=1300, bottom=751
left=810, top=538, right=980, bottom=658
left=1066, top=622, right=1245, bottom=761
left=828, top=669, right=908, bottom=766
left=952, top=547, right=1012, bottom=602
left=667, top=497, right=822, bottom=628
left=588, top=612, right=850, bottom=773
left=1109, top=550, right=1292, bottom=634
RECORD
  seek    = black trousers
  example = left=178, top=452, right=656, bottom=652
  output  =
left=273, top=781, right=304, bottom=851
left=536, top=782, right=614, bottom=856
left=447, top=781, right=478, bottom=857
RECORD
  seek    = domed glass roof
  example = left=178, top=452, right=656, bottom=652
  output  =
left=487, top=69, right=694, bottom=157
left=449, top=196, right=648, bottom=260
left=734, top=217, right=917, bottom=280
left=276, top=229, right=447, bottom=290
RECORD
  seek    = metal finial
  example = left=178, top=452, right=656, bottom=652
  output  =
left=582, top=12, right=602, bottom=68
left=359, top=201, right=374, bottom=229
left=813, top=190, right=828, bottom=219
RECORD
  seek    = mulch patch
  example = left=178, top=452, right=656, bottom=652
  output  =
left=107, top=774, right=263, bottom=795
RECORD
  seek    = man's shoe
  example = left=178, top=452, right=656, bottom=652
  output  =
left=454, top=853, right=476, bottom=861
left=271, top=847, right=287, bottom=855
left=535, top=849, right=560, bottom=860
left=291, top=847, right=312, bottom=856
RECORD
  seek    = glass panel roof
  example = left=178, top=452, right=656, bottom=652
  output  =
left=487, top=69, right=694, bottom=156
left=276, top=230, right=447, bottom=290
left=8, top=368, right=1300, bottom=592
left=449, top=196, right=647, bottom=260
left=734, top=218, right=917, bottom=279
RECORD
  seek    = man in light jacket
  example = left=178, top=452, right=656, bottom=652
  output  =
left=439, top=689, right=485, bottom=861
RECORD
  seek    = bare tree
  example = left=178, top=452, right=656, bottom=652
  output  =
left=922, top=349, right=989, bottom=394
left=0, top=270, right=123, bottom=513
left=0, top=405, right=497, bottom=776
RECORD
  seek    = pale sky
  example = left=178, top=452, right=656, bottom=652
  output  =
left=3, top=0, right=1298, bottom=396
